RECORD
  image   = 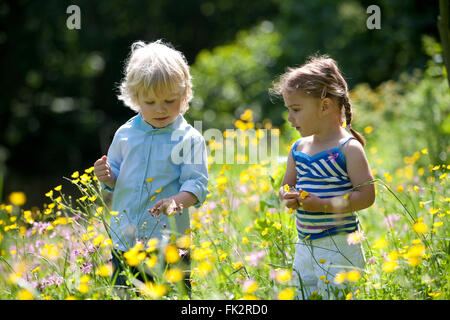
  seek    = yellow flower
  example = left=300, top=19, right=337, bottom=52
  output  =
left=9, top=192, right=26, bottom=206
left=364, top=126, right=373, bottom=134
left=219, top=252, right=228, bottom=261
left=318, top=259, right=327, bottom=264
left=198, top=261, right=212, bottom=276
left=71, top=171, right=79, bottom=178
left=397, top=185, right=404, bottom=193
left=140, top=282, right=166, bottom=298
left=428, top=208, right=440, bottom=215
left=382, top=260, right=398, bottom=273
left=334, top=271, right=347, bottom=284
left=216, top=176, right=228, bottom=186
left=145, top=255, right=158, bottom=268
left=78, top=283, right=89, bottom=294
left=300, top=190, right=309, bottom=199
left=165, top=268, right=184, bottom=282
left=96, top=264, right=113, bottom=277
left=95, top=206, right=104, bottom=217
left=110, top=211, right=119, bottom=216
left=384, top=172, right=392, bottom=183
left=232, top=261, right=243, bottom=270
left=124, top=243, right=146, bottom=266
left=240, top=109, right=253, bottom=122
left=93, top=234, right=105, bottom=246
left=413, top=220, right=427, bottom=234
left=85, top=166, right=94, bottom=174
left=165, top=244, right=180, bottom=264
left=428, top=291, right=442, bottom=298
left=372, top=237, right=389, bottom=249
left=176, top=235, right=191, bottom=249
left=243, top=280, right=258, bottom=293
left=40, top=243, right=60, bottom=260
left=242, top=237, right=248, bottom=245
left=433, top=221, right=443, bottom=228
left=155, top=187, right=162, bottom=193
left=145, top=177, right=153, bottom=182
left=278, top=288, right=295, bottom=300
left=146, top=238, right=159, bottom=252
left=346, top=269, right=361, bottom=282
left=345, top=292, right=353, bottom=300
left=421, top=148, right=428, bottom=154
left=24, top=210, right=34, bottom=224
left=54, top=185, right=62, bottom=191
left=283, top=184, right=290, bottom=193
left=18, top=289, right=34, bottom=300
left=275, top=269, right=291, bottom=283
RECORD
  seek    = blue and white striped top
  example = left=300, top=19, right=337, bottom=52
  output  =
left=292, top=136, right=358, bottom=240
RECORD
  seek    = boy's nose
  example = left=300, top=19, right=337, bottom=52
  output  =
left=154, top=104, right=165, bottom=113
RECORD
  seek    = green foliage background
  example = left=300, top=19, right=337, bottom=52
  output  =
left=0, top=0, right=446, bottom=207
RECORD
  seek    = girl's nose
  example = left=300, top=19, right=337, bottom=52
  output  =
left=287, top=113, right=294, bottom=123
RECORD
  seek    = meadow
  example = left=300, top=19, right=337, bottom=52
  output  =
left=0, top=69, right=448, bottom=300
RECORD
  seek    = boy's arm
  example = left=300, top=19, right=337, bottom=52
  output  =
left=305, top=140, right=375, bottom=213
left=177, top=135, right=209, bottom=208
left=171, top=191, right=198, bottom=208
left=99, top=131, right=122, bottom=192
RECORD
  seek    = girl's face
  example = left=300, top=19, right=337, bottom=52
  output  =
left=138, top=90, right=184, bottom=128
left=283, top=90, right=322, bottom=137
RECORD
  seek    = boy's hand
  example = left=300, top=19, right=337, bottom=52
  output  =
left=94, top=155, right=116, bottom=189
left=149, top=198, right=183, bottom=217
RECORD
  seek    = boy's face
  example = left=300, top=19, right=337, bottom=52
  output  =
left=138, top=90, right=183, bottom=128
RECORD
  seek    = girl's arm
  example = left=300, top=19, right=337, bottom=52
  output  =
left=279, top=149, right=300, bottom=209
left=303, top=139, right=375, bottom=213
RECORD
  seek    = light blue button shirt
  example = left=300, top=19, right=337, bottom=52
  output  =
left=102, top=113, right=209, bottom=251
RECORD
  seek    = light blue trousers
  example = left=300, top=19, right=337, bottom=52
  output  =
left=292, top=234, right=366, bottom=300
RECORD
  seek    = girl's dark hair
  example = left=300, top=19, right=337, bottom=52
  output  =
left=270, top=54, right=366, bottom=147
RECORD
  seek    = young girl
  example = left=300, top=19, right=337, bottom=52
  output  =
left=93, top=40, right=209, bottom=291
left=271, top=55, right=375, bottom=299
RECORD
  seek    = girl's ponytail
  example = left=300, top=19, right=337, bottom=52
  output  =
left=343, top=94, right=366, bottom=147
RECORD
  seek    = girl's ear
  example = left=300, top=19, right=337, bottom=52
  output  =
left=320, top=98, right=336, bottom=115
left=320, top=97, right=333, bottom=114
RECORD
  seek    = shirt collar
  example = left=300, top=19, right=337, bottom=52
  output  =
left=138, top=113, right=186, bottom=134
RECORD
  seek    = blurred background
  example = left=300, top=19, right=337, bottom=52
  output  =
left=0, top=0, right=447, bottom=208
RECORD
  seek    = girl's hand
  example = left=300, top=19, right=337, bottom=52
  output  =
left=282, top=190, right=301, bottom=210
left=297, top=193, right=326, bottom=212
left=94, top=155, right=116, bottom=188
left=149, top=198, right=183, bottom=217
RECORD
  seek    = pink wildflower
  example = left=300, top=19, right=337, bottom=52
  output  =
left=347, top=230, right=366, bottom=245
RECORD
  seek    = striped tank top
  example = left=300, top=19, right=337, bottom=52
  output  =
left=292, top=136, right=358, bottom=240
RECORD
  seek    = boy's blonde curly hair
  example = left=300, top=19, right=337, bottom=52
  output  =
left=118, top=40, right=193, bottom=114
